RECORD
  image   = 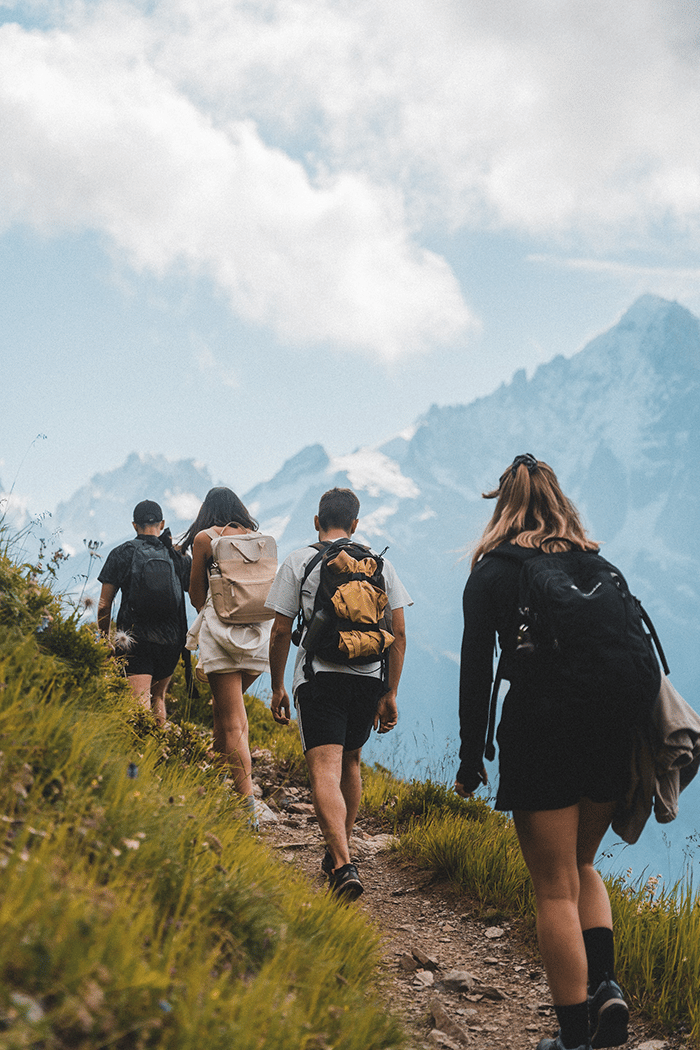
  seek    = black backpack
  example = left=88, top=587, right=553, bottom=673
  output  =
left=484, top=544, right=669, bottom=759
left=291, top=539, right=394, bottom=681
left=126, top=538, right=184, bottom=622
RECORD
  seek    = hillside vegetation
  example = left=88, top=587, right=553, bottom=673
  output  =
left=1, top=531, right=699, bottom=1048
left=0, top=536, right=403, bottom=1050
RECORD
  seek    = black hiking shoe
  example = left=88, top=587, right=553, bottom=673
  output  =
left=321, top=848, right=334, bottom=878
left=328, top=862, right=363, bottom=900
left=589, top=978, right=629, bottom=1047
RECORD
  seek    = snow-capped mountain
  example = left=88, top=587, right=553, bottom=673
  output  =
left=53, top=452, right=215, bottom=554
left=45, top=293, right=700, bottom=881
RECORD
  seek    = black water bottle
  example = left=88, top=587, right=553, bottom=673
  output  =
left=301, top=608, right=333, bottom=652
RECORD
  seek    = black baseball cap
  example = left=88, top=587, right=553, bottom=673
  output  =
left=133, top=500, right=163, bottom=525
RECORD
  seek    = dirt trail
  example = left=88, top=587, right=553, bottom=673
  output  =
left=251, top=756, right=687, bottom=1050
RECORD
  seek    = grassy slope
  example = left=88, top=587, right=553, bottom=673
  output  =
left=0, top=543, right=404, bottom=1050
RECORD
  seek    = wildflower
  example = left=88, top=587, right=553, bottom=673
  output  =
left=113, top=629, right=135, bottom=652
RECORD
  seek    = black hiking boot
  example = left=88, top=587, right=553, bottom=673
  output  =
left=589, top=978, right=629, bottom=1047
left=328, top=862, right=363, bottom=900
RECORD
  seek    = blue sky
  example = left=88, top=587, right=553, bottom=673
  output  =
left=2, top=0, right=700, bottom=520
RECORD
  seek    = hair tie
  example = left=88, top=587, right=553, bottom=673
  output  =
left=511, top=453, right=538, bottom=477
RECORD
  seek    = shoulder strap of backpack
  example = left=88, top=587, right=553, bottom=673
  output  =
left=299, top=541, right=329, bottom=589
left=292, top=542, right=330, bottom=635
left=482, top=545, right=536, bottom=761
left=637, top=598, right=671, bottom=676
left=485, top=644, right=504, bottom=761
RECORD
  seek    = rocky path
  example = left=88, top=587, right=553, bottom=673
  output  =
left=252, top=755, right=685, bottom=1050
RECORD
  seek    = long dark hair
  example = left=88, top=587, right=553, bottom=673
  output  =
left=179, top=487, right=259, bottom=553
left=471, top=455, right=598, bottom=568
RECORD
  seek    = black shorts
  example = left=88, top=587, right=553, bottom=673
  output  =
left=117, top=638, right=181, bottom=682
left=295, top=672, right=383, bottom=753
left=495, top=686, right=634, bottom=812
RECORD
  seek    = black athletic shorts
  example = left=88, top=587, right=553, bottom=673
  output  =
left=494, top=685, right=635, bottom=812
left=295, top=672, right=384, bottom=753
left=117, top=637, right=181, bottom=682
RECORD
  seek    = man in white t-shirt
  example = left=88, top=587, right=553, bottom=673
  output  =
left=265, top=487, right=412, bottom=900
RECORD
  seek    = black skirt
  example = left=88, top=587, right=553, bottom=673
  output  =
left=494, top=684, right=634, bottom=812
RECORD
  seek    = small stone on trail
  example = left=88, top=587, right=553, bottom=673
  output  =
left=428, top=1030, right=461, bottom=1050
left=412, top=947, right=439, bottom=971
left=287, top=802, right=315, bottom=815
left=477, top=984, right=506, bottom=1002
left=430, top=1000, right=470, bottom=1045
left=442, top=970, right=476, bottom=992
left=484, top=926, right=504, bottom=939
left=415, top=970, right=435, bottom=988
left=429, top=1030, right=462, bottom=1049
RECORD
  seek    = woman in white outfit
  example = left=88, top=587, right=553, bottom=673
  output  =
left=180, top=488, right=271, bottom=816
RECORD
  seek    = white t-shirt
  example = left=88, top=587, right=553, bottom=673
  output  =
left=265, top=541, right=413, bottom=699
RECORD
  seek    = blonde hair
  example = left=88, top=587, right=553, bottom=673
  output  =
left=471, top=456, right=598, bottom=568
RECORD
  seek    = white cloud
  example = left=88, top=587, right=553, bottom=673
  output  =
left=140, top=0, right=700, bottom=237
left=163, top=491, right=202, bottom=521
left=331, top=448, right=420, bottom=499
left=1, top=0, right=699, bottom=358
left=529, top=254, right=700, bottom=315
left=0, top=9, right=474, bottom=358
left=0, top=490, right=31, bottom=528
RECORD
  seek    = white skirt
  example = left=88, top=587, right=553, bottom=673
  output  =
left=186, top=600, right=271, bottom=675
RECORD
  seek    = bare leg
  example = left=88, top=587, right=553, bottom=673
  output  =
left=208, top=671, right=254, bottom=796
left=514, top=800, right=615, bottom=1006
left=339, top=748, right=363, bottom=843
left=577, top=798, right=616, bottom=932
left=305, top=744, right=352, bottom=870
left=149, top=676, right=172, bottom=725
left=514, top=805, right=588, bottom=1006
left=127, top=674, right=153, bottom=712
left=127, top=673, right=170, bottom=724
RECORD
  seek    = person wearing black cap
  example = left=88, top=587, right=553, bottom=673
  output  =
left=97, top=500, right=191, bottom=722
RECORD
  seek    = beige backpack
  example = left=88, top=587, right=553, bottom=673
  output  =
left=206, top=528, right=277, bottom=624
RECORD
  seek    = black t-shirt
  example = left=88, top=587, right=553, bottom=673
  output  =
left=98, top=535, right=191, bottom=645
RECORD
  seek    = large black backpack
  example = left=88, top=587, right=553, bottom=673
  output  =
left=292, top=539, right=394, bottom=681
left=126, top=538, right=184, bottom=622
left=484, top=544, right=669, bottom=759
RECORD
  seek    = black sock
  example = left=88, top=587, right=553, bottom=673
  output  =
left=554, top=1001, right=590, bottom=1049
left=582, top=926, right=615, bottom=994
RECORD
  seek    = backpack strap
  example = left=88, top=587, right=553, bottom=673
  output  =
left=637, top=598, right=671, bottom=676
left=482, top=544, right=539, bottom=761
left=291, top=542, right=329, bottom=647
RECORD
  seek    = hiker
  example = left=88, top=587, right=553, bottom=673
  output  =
left=265, top=487, right=412, bottom=900
left=455, top=455, right=649, bottom=1050
left=97, top=500, right=191, bottom=725
left=180, top=487, right=274, bottom=819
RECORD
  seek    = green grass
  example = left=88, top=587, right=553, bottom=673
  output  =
left=0, top=537, right=404, bottom=1050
